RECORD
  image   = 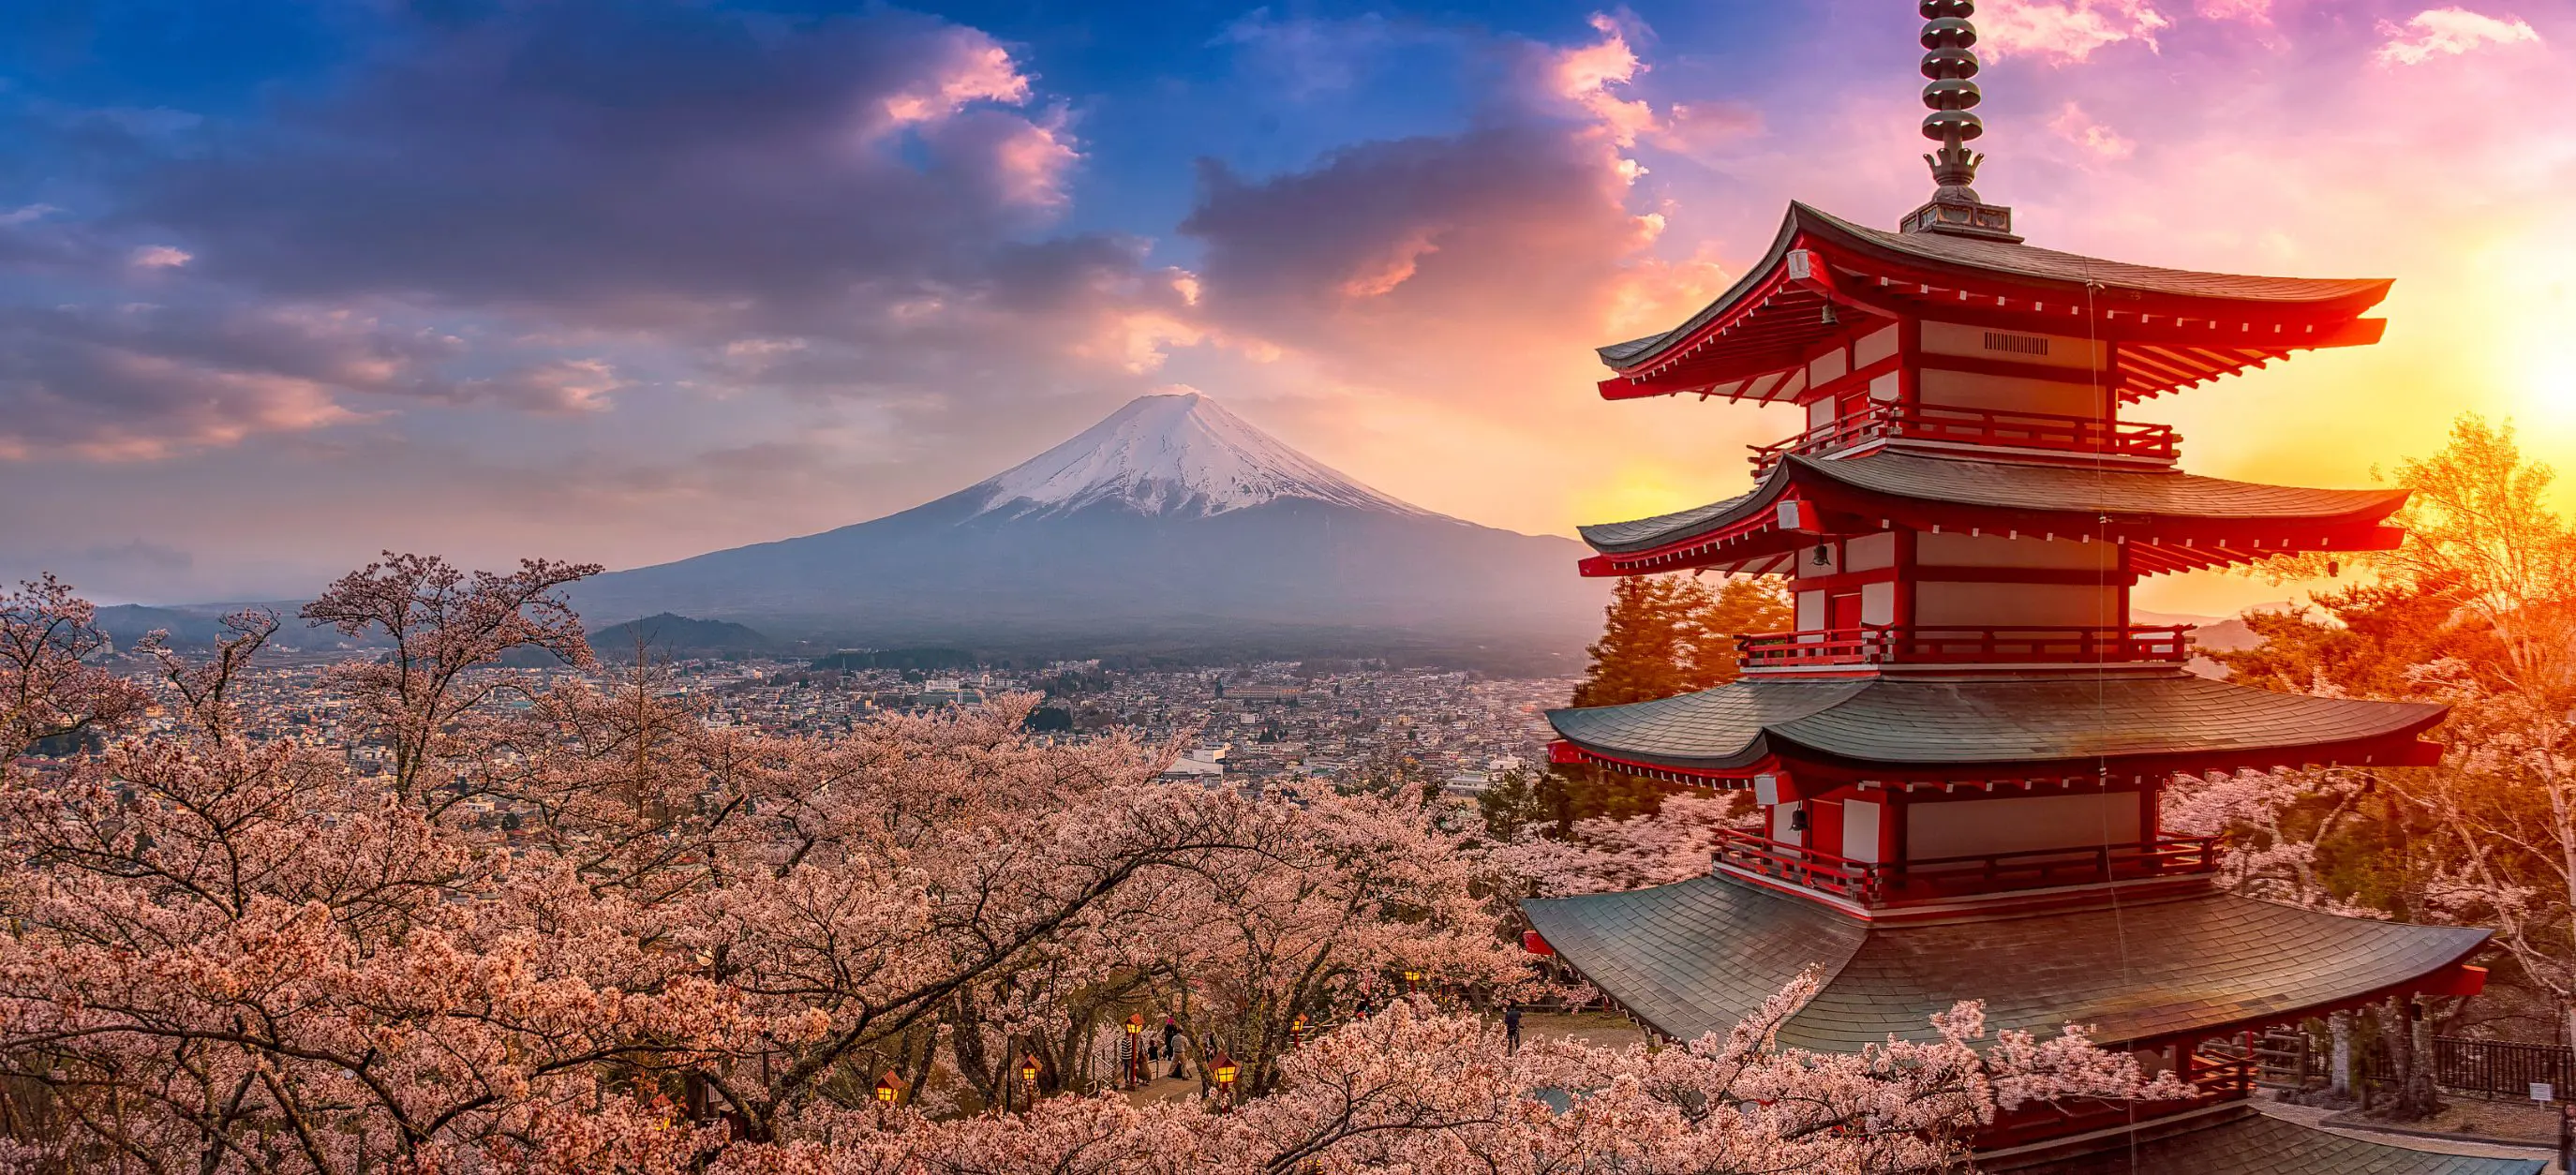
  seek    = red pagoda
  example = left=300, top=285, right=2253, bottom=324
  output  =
left=1520, top=5, right=2535, bottom=1171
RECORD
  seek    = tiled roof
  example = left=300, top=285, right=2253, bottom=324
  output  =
left=1520, top=877, right=2489, bottom=1052
left=1600, top=202, right=2391, bottom=370
left=1578, top=451, right=2408, bottom=556
left=1545, top=674, right=2446, bottom=772
left=1991, top=1107, right=2544, bottom=1175
left=1800, top=204, right=2390, bottom=307
left=1577, top=474, right=1778, bottom=552
left=1819, top=452, right=2406, bottom=520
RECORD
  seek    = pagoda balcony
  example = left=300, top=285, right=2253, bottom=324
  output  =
left=1748, top=403, right=2180, bottom=474
left=1712, top=827, right=2221, bottom=909
left=1735, top=624, right=2193, bottom=670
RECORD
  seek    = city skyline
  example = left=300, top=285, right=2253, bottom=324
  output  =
left=2, top=0, right=2567, bottom=618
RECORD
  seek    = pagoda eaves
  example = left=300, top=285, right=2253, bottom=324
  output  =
left=1523, top=878, right=2486, bottom=1050
left=1574, top=450, right=2407, bottom=579
left=1545, top=673, right=2446, bottom=790
left=1599, top=203, right=2390, bottom=405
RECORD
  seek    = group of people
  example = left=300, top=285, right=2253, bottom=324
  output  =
left=1115, top=1017, right=1198, bottom=1087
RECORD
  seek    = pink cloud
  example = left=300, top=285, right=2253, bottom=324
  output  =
left=2047, top=100, right=2137, bottom=158
left=2375, top=7, right=2542, bottom=65
left=990, top=115, right=1081, bottom=209
left=1657, top=101, right=1764, bottom=156
left=1338, top=231, right=1444, bottom=300
left=1552, top=14, right=1659, bottom=148
left=451, top=359, right=623, bottom=414
left=2196, top=0, right=2272, bottom=18
left=4, top=351, right=362, bottom=462
left=877, top=38, right=1033, bottom=129
left=1979, top=0, right=2174, bottom=63
left=1543, top=14, right=1760, bottom=158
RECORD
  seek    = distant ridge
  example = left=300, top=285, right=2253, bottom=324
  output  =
left=588, top=613, right=772, bottom=658
left=569, top=393, right=1603, bottom=668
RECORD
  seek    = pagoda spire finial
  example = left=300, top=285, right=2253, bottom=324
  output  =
left=1902, top=0, right=2020, bottom=241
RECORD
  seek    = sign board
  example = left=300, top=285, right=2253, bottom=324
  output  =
left=2530, top=1081, right=2554, bottom=1103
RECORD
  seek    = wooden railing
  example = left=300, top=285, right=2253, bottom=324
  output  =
left=1713, top=828, right=2220, bottom=907
left=1735, top=625, right=2193, bottom=668
left=1749, top=403, right=2180, bottom=473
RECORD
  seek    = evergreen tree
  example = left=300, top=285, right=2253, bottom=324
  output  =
left=1571, top=573, right=1791, bottom=707
left=1553, top=574, right=1791, bottom=830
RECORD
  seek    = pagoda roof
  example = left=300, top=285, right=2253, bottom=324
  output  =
left=1520, top=876, right=2488, bottom=1053
left=1988, top=1106, right=2543, bottom=1174
left=1576, top=450, right=2408, bottom=577
left=1545, top=672, right=2445, bottom=781
left=1594, top=203, right=2392, bottom=403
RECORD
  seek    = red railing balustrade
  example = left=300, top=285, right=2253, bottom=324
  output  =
left=1712, top=827, right=2220, bottom=908
left=1749, top=403, right=2180, bottom=473
left=1735, top=625, right=2193, bottom=668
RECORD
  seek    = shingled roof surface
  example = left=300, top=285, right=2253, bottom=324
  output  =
left=1599, top=202, right=2391, bottom=370
left=1578, top=451, right=2408, bottom=556
left=1544, top=673, right=2446, bottom=772
left=1989, top=1108, right=2544, bottom=1174
left=1520, top=877, right=2489, bottom=1052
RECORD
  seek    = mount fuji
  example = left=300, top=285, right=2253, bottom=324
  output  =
left=567, top=394, right=1604, bottom=664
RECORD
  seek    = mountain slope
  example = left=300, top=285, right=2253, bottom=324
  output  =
left=974, top=393, right=1426, bottom=520
left=571, top=394, right=1603, bottom=661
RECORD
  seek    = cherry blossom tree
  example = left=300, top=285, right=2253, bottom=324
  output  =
left=676, top=986, right=2181, bottom=1175
left=299, top=552, right=602, bottom=801
left=0, top=558, right=2180, bottom=1172
left=1492, top=790, right=1753, bottom=898
left=0, top=575, right=148, bottom=764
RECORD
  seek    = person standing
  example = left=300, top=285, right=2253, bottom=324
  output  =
left=1115, top=1028, right=1138, bottom=1090
left=1503, top=1002, right=1523, bottom=1054
left=1162, top=1017, right=1184, bottom=1078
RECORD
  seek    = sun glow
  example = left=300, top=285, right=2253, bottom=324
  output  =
left=2507, top=309, right=2576, bottom=426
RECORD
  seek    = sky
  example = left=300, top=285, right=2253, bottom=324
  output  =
left=1, top=0, right=2569, bottom=618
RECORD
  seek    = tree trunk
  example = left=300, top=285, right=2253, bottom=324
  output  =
left=2376, top=998, right=2439, bottom=1121
left=2329, top=1011, right=2354, bottom=1101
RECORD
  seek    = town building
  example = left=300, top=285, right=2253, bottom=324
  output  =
left=1519, top=4, right=2536, bottom=1171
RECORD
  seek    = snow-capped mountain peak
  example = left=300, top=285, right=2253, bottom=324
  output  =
left=971, top=393, right=1434, bottom=519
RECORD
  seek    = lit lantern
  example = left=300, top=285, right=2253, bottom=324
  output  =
left=1213, top=1050, right=1238, bottom=1089
left=1020, top=1053, right=1041, bottom=1085
left=1290, top=1014, right=1308, bottom=1039
left=873, top=1071, right=906, bottom=1105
